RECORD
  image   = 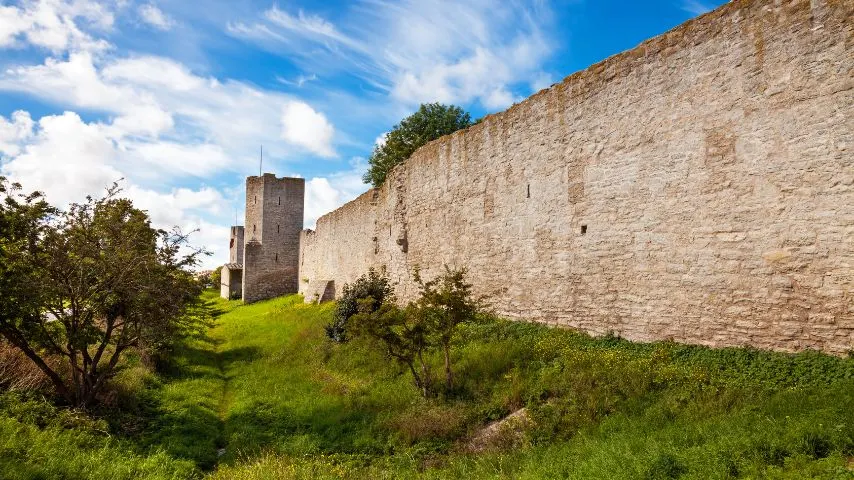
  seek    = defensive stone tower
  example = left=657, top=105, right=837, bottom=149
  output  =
left=229, top=226, right=244, bottom=264
left=242, top=173, right=305, bottom=303
left=220, top=226, right=244, bottom=300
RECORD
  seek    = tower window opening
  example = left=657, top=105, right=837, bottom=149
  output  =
left=253, top=224, right=256, bottom=233
left=277, top=224, right=280, bottom=233
left=278, top=196, right=281, bottom=205
left=527, top=184, right=530, bottom=198
left=254, top=195, right=257, bottom=204
left=581, top=225, right=587, bottom=235
left=275, top=253, right=278, bottom=262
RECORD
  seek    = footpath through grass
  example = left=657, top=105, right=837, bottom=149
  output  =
left=1, top=290, right=853, bottom=479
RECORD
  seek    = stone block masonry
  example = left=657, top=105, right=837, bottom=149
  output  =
left=298, top=0, right=853, bottom=354
left=243, top=174, right=305, bottom=304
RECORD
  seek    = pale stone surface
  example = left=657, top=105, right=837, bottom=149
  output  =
left=220, top=226, right=245, bottom=300
left=297, top=0, right=853, bottom=355
left=242, top=174, right=305, bottom=304
left=228, top=226, right=244, bottom=264
left=303, top=279, right=335, bottom=304
left=220, top=264, right=242, bottom=300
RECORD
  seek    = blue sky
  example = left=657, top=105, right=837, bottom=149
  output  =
left=0, top=0, right=725, bottom=268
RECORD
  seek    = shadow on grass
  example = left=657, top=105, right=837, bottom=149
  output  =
left=128, top=344, right=263, bottom=470
left=117, top=295, right=263, bottom=471
left=221, top=398, right=387, bottom=461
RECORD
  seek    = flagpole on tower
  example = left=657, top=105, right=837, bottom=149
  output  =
left=259, top=145, right=263, bottom=176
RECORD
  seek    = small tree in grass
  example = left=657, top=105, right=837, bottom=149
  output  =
left=341, top=265, right=481, bottom=397
left=414, top=266, right=481, bottom=391
left=325, top=267, right=393, bottom=342
left=349, top=300, right=432, bottom=397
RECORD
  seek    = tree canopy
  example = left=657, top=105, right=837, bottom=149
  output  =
left=363, top=103, right=473, bottom=187
left=0, top=178, right=205, bottom=408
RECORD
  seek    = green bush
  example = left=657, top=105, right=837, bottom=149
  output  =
left=325, top=268, right=393, bottom=342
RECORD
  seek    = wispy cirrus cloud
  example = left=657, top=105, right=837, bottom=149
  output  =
left=0, top=0, right=351, bottom=268
left=138, top=3, right=174, bottom=31
left=227, top=0, right=555, bottom=111
left=679, top=0, right=715, bottom=16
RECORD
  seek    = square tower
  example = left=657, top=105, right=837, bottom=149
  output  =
left=220, top=225, right=245, bottom=300
left=229, top=226, right=245, bottom=264
left=242, top=173, right=305, bottom=303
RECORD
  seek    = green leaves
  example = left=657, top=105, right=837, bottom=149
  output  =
left=363, top=103, right=473, bottom=187
left=0, top=178, right=206, bottom=408
left=341, top=266, right=481, bottom=397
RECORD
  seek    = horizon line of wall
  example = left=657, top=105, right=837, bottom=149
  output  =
left=297, top=0, right=853, bottom=355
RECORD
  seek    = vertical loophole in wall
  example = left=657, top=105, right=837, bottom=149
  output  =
left=278, top=196, right=281, bottom=205
left=254, top=196, right=257, bottom=204
left=277, top=224, right=280, bottom=233
left=527, top=184, right=530, bottom=198
left=581, top=225, right=587, bottom=235
left=253, top=224, right=256, bottom=233
left=275, top=252, right=278, bottom=262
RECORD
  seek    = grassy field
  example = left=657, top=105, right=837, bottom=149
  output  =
left=1, top=290, right=852, bottom=479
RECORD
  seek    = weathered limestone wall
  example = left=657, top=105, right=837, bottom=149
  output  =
left=228, top=226, right=244, bottom=264
left=220, top=265, right=242, bottom=300
left=243, top=174, right=305, bottom=303
left=298, top=0, right=854, bottom=354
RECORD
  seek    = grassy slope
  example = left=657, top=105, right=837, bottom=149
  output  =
left=1, top=290, right=852, bottom=479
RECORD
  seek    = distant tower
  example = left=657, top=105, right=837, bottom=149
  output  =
left=242, top=173, right=305, bottom=303
left=220, top=226, right=245, bottom=300
left=229, top=226, right=245, bottom=264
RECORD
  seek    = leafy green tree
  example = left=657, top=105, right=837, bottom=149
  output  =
left=0, top=179, right=205, bottom=408
left=211, top=266, right=223, bottom=289
left=363, top=103, right=473, bottom=187
left=325, top=267, right=393, bottom=342
left=348, top=300, right=432, bottom=397
left=341, top=266, right=481, bottom=397
left=414, top=266, right=481, bottom=391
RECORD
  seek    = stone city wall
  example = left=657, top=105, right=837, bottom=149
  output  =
left=299, top=0, right=854, bottom=354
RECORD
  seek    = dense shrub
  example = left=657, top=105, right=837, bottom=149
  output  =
left=325, top=268, right=393, bottom=342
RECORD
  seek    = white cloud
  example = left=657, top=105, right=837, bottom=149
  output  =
left=0, top=0, right=112, bottom=53
left=680, top=0, right=715, bottom=16
left=263, top=5, right=367, bottom=54
left=138, top=4, right=173, bottom=31
left=0, top=51, right=339, bottom=172
left=229, top=0, right=555, bottom=112
left=0, top=109, right=230, bottom=269
left=276, top=73, right=317, bottom=88
left=530, top=71, right=554, bottom=93
left=304, top=157, right=368, bottom=228
left=1, top=111, right=124, bottom=207
left=281, top=101, right=336, bottom=158
left=0, top=110, right=35, bottom=156
left=374, top=132, right=388, bottom=148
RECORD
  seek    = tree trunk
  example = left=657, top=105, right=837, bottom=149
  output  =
left=443, top=342, right=453, bottom=391
left=417, top=349, right=431, bottom=397
left=0, top=333, right=73, bottom=404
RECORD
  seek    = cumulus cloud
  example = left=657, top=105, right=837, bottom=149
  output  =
left=0, top=109, right=230, bottom=269
left=138, top=4, right=173, bottom=31
left=0, top=51, right=338, bottom=172
left=228, top=0, right=555, bottom=111
left=0, top=0, right=112, bottom=52
left=304, top=157, right=369, bottom=228
left=281, top=101, right=336, bottom=158
left=0, top=110, right=35, bottom=156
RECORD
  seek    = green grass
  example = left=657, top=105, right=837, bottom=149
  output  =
left=1, top=290, right=852, bottom=479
